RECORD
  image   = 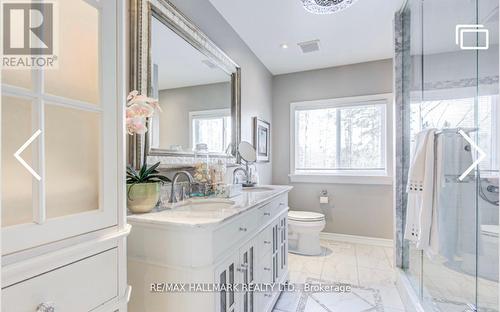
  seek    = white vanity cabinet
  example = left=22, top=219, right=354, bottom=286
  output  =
left=127, top=187, right=292, bottom=312
left=1, top=0, right=129, bottom=310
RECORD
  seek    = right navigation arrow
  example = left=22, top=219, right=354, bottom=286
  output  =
left=458, top=129, right=486, bottom=181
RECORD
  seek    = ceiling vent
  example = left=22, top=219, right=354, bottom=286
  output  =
left=298, top=40, right=320, bottom=53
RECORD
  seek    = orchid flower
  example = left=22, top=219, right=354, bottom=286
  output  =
left=127, top=102, right=155, bottom=118
left=127, top=90, right=139, bottom=101
left=125, top=90, right=161, bottom=135
left=126, top=116, right=148, bottom=135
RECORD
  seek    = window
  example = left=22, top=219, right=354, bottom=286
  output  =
left=190, top=109, right=231, bottom=153
left=290, top=94, right=392, bottom=184
left=410, top=94, right=498, bottom=176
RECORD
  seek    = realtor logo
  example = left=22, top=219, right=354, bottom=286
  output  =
left=3, top=2, right=53, bottom=54
left=2, top=1, right=58, bottom=68
left=455, top=24, right=489, bottom=50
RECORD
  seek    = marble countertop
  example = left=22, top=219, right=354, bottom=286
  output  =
left=127, top=185, right=292, bottom=228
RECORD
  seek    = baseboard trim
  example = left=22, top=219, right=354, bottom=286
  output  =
left=320, top=232, right=393, bottom=247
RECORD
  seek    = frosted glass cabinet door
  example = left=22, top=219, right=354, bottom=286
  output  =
left=1, top=0, right=119, bottom=255
left=45, top=0, right=100, bottom=105
left=1, top=97, right=37, bottom=227
left=44, top=104, right=102, bottom=218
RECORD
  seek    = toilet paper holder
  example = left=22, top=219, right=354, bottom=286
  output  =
left=320, top=190, right=329, bottom=204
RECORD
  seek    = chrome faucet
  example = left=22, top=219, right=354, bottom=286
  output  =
left=169, top=171, right=194, bottom=204
left=232, top=167, right=249, bottom=185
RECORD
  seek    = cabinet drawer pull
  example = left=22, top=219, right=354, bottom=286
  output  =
left=263, top=212, right=271, bottom=216
left=240, top=263, right=249, bottom=268
left=264, top=294, right=272, bottom=298
left=263, top=267, right=271, bottom=271
left=37, top=303, right=56, bottom=312
left=264, top=241, right=271, bottom=244
left=239, top=227, right=247, bottom=232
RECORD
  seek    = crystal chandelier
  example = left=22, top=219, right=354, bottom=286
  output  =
left=301, top=0, right=358, bottom=14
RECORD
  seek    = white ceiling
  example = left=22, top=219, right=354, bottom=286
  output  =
left=209, top=0, right=405, bottom=75
left=151, top=17, right=230, bottom=90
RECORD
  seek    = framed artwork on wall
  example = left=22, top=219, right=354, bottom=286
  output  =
left=253, top=117, right=270, bottom=162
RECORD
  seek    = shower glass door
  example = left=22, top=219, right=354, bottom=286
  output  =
left=400, top=0, right=499, bottom=311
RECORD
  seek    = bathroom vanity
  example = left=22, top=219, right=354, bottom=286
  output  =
left=127, top=1, right=289, bottom=310
left=127, top=185, right=292, bottom=312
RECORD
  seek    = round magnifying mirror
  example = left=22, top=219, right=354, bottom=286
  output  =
left=238, top=141, right=257, bottom=163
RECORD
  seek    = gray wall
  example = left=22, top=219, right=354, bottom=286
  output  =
left=168, top=0, right=273, bottom=184
left=272, top=59, right=394, bottom=239
left=157, top=82, right=230, bottom=149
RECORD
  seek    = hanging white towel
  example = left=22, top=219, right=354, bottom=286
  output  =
left=404, top=129, right=436, bottom=250
left=427, top=132, right=476, bottom=262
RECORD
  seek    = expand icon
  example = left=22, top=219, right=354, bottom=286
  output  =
left=455, top=24, right=489, bottom=50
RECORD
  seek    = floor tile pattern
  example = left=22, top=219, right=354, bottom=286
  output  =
left=272, top=240, right=406, bottom=312
left=297, top=277, right=384, bottom=312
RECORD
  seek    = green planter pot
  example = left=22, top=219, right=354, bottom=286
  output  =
left=127, top=182, right=160, bottom=213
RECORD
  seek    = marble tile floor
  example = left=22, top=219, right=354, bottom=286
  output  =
left=272, top=239, right=406, bottom=312
left=408, top=244, right=498, bottom=311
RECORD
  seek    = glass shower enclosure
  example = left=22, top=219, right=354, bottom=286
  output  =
left=395, top=0, right=499, bottom=311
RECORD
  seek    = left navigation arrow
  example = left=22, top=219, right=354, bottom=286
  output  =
left=14, top=129, right=42, bottom=181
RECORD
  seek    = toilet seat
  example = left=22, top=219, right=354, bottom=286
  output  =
left=288, top=211, right=325, bottom=222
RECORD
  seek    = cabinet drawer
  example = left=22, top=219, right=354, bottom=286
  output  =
left=3, top=248, right=118, bottom=312
left=213, top=208, right=260, bottom=257
left=258, top=196, right=287, bottom=224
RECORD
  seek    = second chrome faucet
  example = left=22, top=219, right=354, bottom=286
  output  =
left=169, top=171, right=194, bottom=204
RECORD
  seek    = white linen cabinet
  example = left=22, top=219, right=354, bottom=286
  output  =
left=1, top=0, right=129, bottom=311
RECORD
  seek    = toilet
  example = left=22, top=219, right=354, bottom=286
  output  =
left=288, top=211, right=326, bottom=256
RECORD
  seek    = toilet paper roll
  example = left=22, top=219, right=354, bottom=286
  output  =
left=320, top=196, right=329, bottom=204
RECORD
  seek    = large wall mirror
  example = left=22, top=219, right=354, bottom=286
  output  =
left=130, top=0, right=241, bottom=167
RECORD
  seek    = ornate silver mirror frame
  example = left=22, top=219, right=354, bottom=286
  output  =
left=129, top=0, right=241, bottom=167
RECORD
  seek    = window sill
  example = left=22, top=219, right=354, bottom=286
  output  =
left=288, top=173, right=393, bottom=185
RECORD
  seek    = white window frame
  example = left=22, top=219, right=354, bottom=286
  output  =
left=189, top=108, right=231, bottom=152
left=289, top=93, right=393, bottom=185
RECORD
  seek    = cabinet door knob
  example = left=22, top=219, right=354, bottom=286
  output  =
left=237, top=263, right=248, bottom=273
left=37, top=303, right=56, bottom=312
left=239, top=227, right=247, bottom=232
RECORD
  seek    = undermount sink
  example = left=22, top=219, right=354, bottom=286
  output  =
left=242, top=186, right=275, bottom=192
left=174, top=200, right=235, bottom=212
